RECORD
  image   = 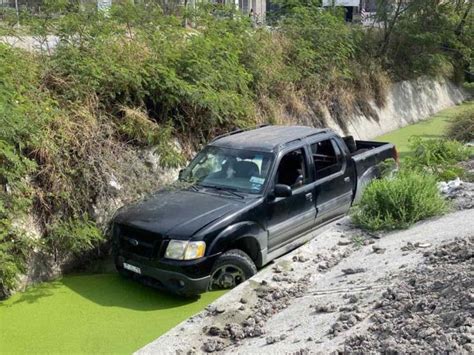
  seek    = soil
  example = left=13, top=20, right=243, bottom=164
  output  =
left=344, top=237, right=473, bottom=353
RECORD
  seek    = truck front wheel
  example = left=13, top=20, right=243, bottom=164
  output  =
left=209, top=249, right=257, bottom=290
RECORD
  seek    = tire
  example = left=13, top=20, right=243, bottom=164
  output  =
left=209, top=249, right=257, bottom=291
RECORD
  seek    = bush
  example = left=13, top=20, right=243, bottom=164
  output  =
left=405, top=137, right=471, bottom=180
left=0, top=200, right=33, bottom=297
left=446, top=107, right=474, bottom=142
left=279, top=7, right=355, bottom=91
left=352, top=171, right=448, bottom=231
left=0, top=46, right=44, bottom=295
left=45, top=217, right=104, bottom=261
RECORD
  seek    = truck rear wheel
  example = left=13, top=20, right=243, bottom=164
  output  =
left=209, top=249, right=257, bottom=290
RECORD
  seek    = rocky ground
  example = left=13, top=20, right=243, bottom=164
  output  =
left=344, top=237, right=473, bottom=353
left=137, top=181, right=473, bottom=355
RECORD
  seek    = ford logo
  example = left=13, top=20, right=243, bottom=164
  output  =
left=129, top=238, right=139, bottom=247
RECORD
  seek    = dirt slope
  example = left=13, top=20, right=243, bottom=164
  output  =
left=137, top=205, right=473, bottom=354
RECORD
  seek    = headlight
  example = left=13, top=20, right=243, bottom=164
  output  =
left=165, top=240, right=206, bottom=260
left=164, top=240, right=187, bottom=260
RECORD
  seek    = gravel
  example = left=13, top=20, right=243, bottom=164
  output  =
left=341, top=268, right=366, bottom=275
left=438, top=174, right=474, bottom=211
left=344, top=237, right=474, bottom=353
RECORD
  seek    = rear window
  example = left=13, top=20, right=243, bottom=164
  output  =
left=310, top=139, right=343, bottom=179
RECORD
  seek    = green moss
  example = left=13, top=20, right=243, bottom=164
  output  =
left=0, top=274, right=226, bottom=354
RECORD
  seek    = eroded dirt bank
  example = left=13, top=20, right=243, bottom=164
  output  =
left=137, top=195, right=473, bottom=354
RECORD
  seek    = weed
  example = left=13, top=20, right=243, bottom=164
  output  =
left=352, top=171, right=448, bottom=231
left=351, top=236, right=365, bottom=249
left=405, top=137, right=471, bottom=180
left=45, top=217, right=104, bottom=262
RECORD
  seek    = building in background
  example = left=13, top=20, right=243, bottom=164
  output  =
left=322, top=0, right=360, bottom=22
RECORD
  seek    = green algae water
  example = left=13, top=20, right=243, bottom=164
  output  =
left=0, top=273, right=225, bottom=354
left=376, top=101, right=472, bottom=159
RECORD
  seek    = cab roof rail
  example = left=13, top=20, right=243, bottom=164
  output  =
left=276, top=129, right=332, bottom=149
left=210, top=124, right=270, bottom=143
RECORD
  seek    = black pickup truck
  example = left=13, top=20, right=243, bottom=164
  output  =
left=112, top=125, right=398, bottom=296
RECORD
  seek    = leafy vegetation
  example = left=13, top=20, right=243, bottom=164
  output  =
left=356, top=103, right=472, bottom=232
left=405, top=137, right=471, bottom=180
left=352, top=171, right=448, bottom=231
left=367, top=0, right=473, bottom=81
left=45, top=217, right=104, bottom=261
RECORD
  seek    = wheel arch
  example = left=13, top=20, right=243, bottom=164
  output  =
left=207, top=221, right=267, bottom=268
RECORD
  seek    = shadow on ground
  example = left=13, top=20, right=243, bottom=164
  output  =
left=0, top=281, right=62, bottom=307
left=2, top=273, right=197, bottom=311
left=61, top=273, right=197, bottom=311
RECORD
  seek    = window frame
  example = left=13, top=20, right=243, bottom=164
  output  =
left=270, top=145, right=313, bottom=191
left=308, top=137, right=346, bottom=182
left=182, top=146, right=275, bottom=195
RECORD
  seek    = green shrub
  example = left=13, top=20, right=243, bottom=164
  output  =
left=119, top=107, right=184, bottom=168
left=0, top=201, right=33, bottom=297
left=374, top=0, right=473, bottom=81
left=280, top=7, right=355, bottom=91
left=446, top=107, right=474, bottom=142
left=352, top=171, right=448, bottom=231
left=45, top=217, right=104, bottom=261
left=405, top=137, right=471, bottom=180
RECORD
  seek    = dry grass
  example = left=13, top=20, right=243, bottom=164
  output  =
left=446, top=105, right=474, bottom=142
left=264, top=61, right=392, bottom=132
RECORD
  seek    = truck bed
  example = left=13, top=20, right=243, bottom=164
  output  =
left=343, top=136, right=398, bottom=204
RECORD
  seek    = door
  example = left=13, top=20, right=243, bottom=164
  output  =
left=308, top=137, right=353, bottom=223
left=266, top=147, right=316, bottom=251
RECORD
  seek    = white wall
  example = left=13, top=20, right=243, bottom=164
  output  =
left=323, top=77, right=468, bottom=140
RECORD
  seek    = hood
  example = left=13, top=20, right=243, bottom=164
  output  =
left=114, top=189, right=244, bottom=239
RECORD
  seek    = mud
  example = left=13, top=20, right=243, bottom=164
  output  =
left=201, top=274, right=312, bottom=353
left=344, top=237, right=474, bottom=353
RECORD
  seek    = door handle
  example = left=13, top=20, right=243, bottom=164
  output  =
left=344, top=177, right=351, bottom=183
left=305, top=193, right=313, bottom=202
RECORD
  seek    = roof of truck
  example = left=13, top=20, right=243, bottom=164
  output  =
left=210, top=125, right=331, bottom=152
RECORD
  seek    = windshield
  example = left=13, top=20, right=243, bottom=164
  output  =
left=181, top=146, right=274, bottom=194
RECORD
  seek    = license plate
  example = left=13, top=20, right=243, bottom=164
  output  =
left=123, top=262, right=141, bottom=274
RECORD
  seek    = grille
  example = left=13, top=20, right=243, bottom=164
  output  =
left=118, top=224, right=164, bottom=259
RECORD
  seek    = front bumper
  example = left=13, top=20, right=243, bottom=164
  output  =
left=115, top=254, right=217, bottom=296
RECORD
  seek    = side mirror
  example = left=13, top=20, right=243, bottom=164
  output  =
left=178, top=169, right=185, bottom=180
left=274, top=184, right=292, bottom=198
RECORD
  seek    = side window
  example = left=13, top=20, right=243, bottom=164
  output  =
left=276, top=148, right=308, bottom=189
left=311, top=139, right=343, bottom=179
